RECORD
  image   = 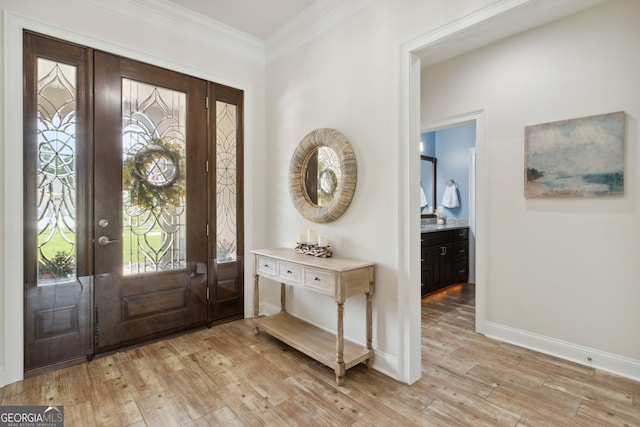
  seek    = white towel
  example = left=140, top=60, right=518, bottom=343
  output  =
left=442, top=183, right=460, bottom=208
left=420, top=185, right=428, bottom=210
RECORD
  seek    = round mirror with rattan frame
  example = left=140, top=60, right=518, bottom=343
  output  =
left=289, top=128, right=357, bottom=223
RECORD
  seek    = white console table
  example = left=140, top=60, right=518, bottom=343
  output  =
left=250, top=248, right=375, bottom=385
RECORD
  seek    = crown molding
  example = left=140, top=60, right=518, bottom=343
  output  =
left=81, top=0, right=266, bottom=64
left=80, top=0, right=374, bottom=65
left=411, top=0, right=608, bottom=68
left=265, top=0, right=374, bottom=64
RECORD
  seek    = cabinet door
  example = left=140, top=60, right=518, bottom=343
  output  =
left=452, top=261, right=468, bottom=283
left=425, top=244, right=447, bottom=293
left=421, top=245, right=430, bottom=295
left=451, top=240, right=468, bottom=283
left=421, top=269, right=429, bottom=296
left=439, top=243, right=453, bottom=288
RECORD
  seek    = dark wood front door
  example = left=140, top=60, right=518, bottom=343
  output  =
left=93, top=51, right=209, bottom=352
left=24, top=32, right=244, bottom=371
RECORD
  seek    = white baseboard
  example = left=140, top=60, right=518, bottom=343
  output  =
left=259, top=301, right=281, bottom=317
left=367, top=350, right=399, bottom=380
left=0, top=365, right=4, bottom=388
left=485, top=321, right=640, bottom=382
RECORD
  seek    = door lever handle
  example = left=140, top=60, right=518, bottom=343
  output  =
left=97, top=235, right=120, bottom=245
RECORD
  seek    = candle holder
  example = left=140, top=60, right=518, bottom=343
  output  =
left=294, top=242, right=333, bottom=258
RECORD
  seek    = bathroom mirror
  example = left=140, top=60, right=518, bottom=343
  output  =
left=420, top=155, right=437, bottom=217
left=289, top=128, right=357, bottom=223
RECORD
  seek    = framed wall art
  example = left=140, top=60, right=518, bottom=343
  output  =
left=525, top=111, right=625, bottom=198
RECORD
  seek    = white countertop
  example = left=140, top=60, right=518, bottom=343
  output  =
left=420, top=219, right=468, bottom=233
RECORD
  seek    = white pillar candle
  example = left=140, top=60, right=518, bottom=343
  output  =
left=298, top=233, right=306, bottom=244
left=318, top=234, right=328, bottom=247
left=307, top=228, right=317, bottom=245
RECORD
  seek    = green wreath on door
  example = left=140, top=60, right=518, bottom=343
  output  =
left=123, top=138, right=186, bottom=213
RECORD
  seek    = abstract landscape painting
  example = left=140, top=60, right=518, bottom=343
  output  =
left=525, top=111, right=624, bottom=198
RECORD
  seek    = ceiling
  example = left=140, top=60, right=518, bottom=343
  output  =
left=167, top=0, right=318, bottom=40
left=136, top=0, right=607, bottom=67
left=414, top=0, right=608, bottom=68
left=164, top=0, right=607, bottom=67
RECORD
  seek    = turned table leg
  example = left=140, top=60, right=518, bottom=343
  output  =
left=335, top=301, right=346, bottom=385
left=366, top=287, right=374, bottom=368
left=280, top=282, right=287, bottom=313
left=253, top=273, right=260, bottom=335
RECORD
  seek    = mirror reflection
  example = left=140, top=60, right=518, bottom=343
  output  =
left=420, top=155, right=436, bottom=216
left=305, top=147, right=341, bottom=207
left=289, top=128, right=356, bottom=223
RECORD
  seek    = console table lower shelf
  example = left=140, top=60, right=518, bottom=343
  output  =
left=256, top=312, right=371, bottom=375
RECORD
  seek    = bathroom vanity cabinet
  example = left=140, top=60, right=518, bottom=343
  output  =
left=421, top=227, right=469, bottom=295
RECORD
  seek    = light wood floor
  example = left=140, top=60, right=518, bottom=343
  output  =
left=2, top=283, right=639, bottom=426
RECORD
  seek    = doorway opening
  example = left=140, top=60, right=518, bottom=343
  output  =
left=421, top=117, right=480, bottom=290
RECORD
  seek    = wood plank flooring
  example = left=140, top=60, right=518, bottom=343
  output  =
left=2, top=283, right=639, bottom=426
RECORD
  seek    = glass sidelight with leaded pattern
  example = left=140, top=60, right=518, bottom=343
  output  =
left=36, top=59, right=78, bottom=284
left=210, top=87, right=244, bottom=322
left=215, top=100, right=238, bottom=263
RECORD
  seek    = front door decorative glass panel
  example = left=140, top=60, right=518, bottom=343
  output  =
left=209, top=87, right=244, bottom=322
left=122, top=79, right=187, bottom=274
left=216, top=101, right=237, bottom=263
left=36, top=58, right=77, bottom=284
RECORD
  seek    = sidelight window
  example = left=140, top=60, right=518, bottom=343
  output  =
left=215, top=101, right=238, bottom=262
left=36, top=59, right=78, bottom=284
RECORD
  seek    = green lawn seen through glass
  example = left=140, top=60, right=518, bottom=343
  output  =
left=39, top=224, right=165, bottom=270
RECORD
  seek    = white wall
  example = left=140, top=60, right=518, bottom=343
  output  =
left=264, top=0, right=501, bottom=379
left=0, top=0, right=267, bottom=385
left=422, top=0, right=640, bottom=376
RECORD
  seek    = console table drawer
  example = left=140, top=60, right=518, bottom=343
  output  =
left=304, top=268, right=334, bottom=295
left=278, top=261, right=302, bottom=283
left=257, top=256, right=277, bottom=276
